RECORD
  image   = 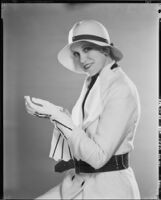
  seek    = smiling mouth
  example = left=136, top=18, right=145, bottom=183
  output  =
left=83, top=63, right=92, bottom=70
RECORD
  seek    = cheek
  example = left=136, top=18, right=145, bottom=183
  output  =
left=73, top=57, right=79, bottom=64
left=73, top=58, right=82, bottom=68
left=97, top=57, right=107, bottom=70
left=100, top=55, right=107, bottom=63
left=96, top=55, right=106, bottom=64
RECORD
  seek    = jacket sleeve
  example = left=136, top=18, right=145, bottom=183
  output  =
left=67, top=85, right=137, bottom=169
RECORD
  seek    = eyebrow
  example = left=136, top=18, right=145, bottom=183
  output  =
left=70, top=43, right=95, bottom=52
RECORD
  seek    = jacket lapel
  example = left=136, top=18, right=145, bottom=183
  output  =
left=71, top=78, right=89, bottom=127
left=82, top=76, right=103, bottom=129
left=72, top=61, right=117, bottom=130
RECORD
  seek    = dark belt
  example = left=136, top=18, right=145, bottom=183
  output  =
left=55, top=153, right=129, bottom=174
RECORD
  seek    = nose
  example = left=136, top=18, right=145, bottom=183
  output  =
left=79, top=52, right=87, bottom=64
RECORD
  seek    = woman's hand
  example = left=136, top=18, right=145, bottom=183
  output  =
left=24, top=96, right=63, bottom=119
left=24, top=96, right=74, bottom=131
left=24, top=96, right=74, bottom=138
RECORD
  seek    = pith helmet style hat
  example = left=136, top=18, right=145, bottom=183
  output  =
left=58, top=20, right=123, bottom=74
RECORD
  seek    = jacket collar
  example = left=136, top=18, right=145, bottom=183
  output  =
left=72, top=61, right=118, bottom=129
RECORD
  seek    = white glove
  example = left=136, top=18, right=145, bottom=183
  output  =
left=24, top=96, right=61, bottom=117
left=24, top=96, right=74, bottom=130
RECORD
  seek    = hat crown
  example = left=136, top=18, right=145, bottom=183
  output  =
left=68, top=20, right=110, bottom=44
left=58, top=20, right=123, bottom=74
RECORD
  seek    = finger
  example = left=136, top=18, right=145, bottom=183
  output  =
left=26, top=97, right=45, bottom=113
left=25, top=103, right=36, bottom=114
left=24, top=95, right=29, bottom=100
left=32, top=98, right=62, bottom=110
left=25, top=97, right=33, bottom=110
left=32, top=98, right=47, bottom=106
left=24, top=97, right=47, bottom=117
left=25, top=96, right=31, bottom=102
left=25, top=106, right=45, bottom=118
left=25, top=100, right=40, bottom=115
left=26, top=109, right=35, bottom=116
left=25, top=99, right=34, bottom=111
left=25, top=96, right=34, bottom=108
left=25, top=101, right=43, bottom=117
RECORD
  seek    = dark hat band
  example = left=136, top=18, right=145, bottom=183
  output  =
left=72, top=34, right=109, bottom=44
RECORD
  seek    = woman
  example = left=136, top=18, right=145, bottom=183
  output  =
left=25, top=20, right=141, bottom=199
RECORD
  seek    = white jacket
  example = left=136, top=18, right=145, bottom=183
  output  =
left=48, top=62, right=141, bottom=199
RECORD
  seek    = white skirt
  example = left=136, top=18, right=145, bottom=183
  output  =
left=36, top=167, right=140, bottom=199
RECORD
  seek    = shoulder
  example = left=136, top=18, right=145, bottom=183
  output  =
left=98, top=67, right=141, bottom=118
left=111, top=72, right=135, bottom=98
left=100, top=67, right=139, bottom=105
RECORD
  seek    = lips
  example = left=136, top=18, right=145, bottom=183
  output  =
left=83, top=63, right=93, bottom=70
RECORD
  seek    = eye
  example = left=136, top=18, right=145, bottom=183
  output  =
left=73, top=51, right=80, bottom=58
left=83, top=47, right=92, bottom=53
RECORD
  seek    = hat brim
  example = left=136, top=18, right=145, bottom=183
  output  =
left=57, top=40, right=123, bottom=74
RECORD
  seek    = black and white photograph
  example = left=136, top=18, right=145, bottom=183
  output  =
left=3, top=3, right=159, bottom=199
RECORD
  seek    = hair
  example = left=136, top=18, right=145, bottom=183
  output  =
left=101, top=46, right=115, bottom=60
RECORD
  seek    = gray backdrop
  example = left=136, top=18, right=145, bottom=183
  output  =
left=3, top=3, right=158, bottom=199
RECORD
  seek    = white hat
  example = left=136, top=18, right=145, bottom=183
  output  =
left=58, top=20, right=123, bottom=74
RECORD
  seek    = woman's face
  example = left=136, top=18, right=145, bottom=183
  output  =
left=70, top=41, right=108, bottom=76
